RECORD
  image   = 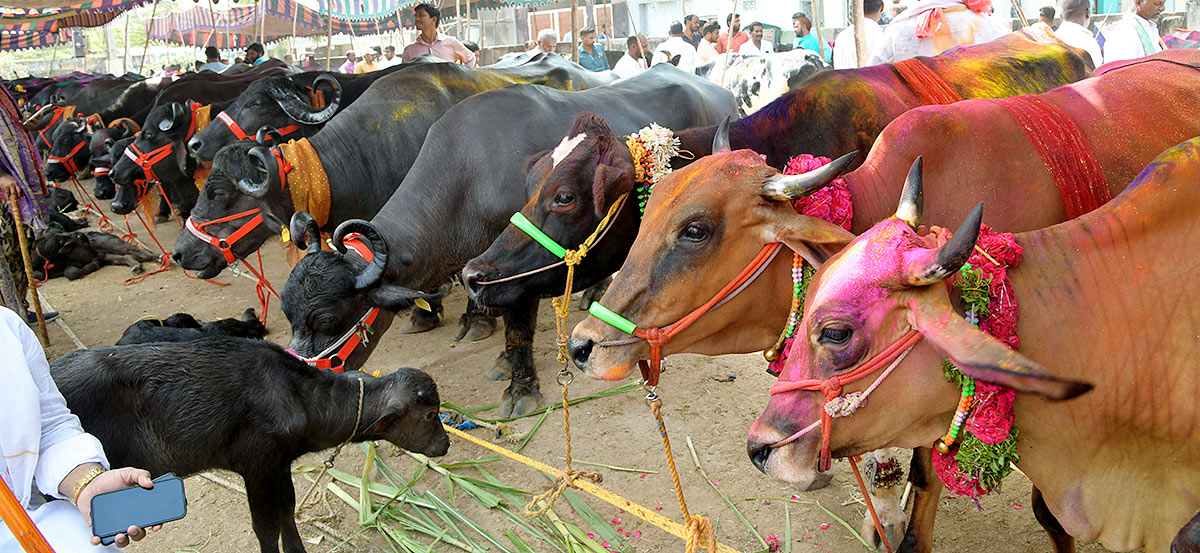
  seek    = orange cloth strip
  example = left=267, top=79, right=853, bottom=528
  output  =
left=278, top=138, right=332, bottom=227
left=194, top=161, right=212, bottom=191
left=893, top=58, right=964, bottom=105
left=107, top=117, right=140, bottom=133
left=989, top=95, right=1110, bottom=218
left=192, top=104, right=212, bottom=134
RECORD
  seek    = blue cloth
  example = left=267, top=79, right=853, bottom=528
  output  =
left=794, top=33, right=832, bottom=63
left=578, top=43, right=610, bottom=72
left=197, top=61, right=229, bottom=73
left=439, top=413, right=480, bottom=431
left=252, top=57, right=267, bottom=66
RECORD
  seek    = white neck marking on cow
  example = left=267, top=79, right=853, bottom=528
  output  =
left=551, top=133, right=587, bottom=169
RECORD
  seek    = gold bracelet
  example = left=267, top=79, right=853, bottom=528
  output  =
left=71, top=466, right=107, bottom=505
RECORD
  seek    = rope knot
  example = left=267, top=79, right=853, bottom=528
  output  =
left=564, top=246, right=588, bottom=266
left=523, top=469, right=602, bottom=517
left=684, top=514, right=716, bottom=553
left=820, top=379, right=843, bottom=399
left=825, top=391, right=865, bottom=418
left=642, top=327, right=669, bottom=347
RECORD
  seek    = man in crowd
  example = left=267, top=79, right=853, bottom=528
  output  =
left=339, top=50, right=356, bottom=73
left=1054, top=0, right=1103, bottom=66
left=682, top=14, right=703, bottom=48
left=869, top=0, right=1006, bottom=64
left=244, top=42, right=268, bottom=66
left=613, top=35, right=647, bottom=78
left=537, top=29, right=559, bottom=53
left=653, top=21, right=698, bottom=71
left=354, top=48, right=379, bottom=73
left=378, top=45, right=402, bottom=68
left=739, top=22, right=775, bottom=54
left=578, top=27, right=610, bottom=71
left=833, top=0, right=885, bottom=68
left=696, top=21, right=721, bottom=64
left=402, top=3, right=477, bottom=66
left=197, top=46, right=228, bottom=72
left=1032, top=6, right=1056, bottom=31
left=1102, top=0, right=1165, bottom=62
left=717, top=12, right=750, bottom=53
left=793, top=13, right=832, bottom=62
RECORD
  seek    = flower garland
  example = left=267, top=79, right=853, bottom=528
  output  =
left=766, top=154, right=853, bottom=372
left=931, top=223, right=1023, bottom=500
left=625, top=123, right=681, bottom=215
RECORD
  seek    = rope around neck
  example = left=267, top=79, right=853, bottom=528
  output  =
left=296, top=378, right=365, bottom=515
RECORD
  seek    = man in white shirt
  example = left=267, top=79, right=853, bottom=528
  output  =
left=869, top=0, right=1007, bottom=65
left=1054, top=0, right=1103, bottom=67
left=377, top=45, right=403, bottom=68
left=613, top=35, right=648, bottom=79
left=696, top=21, right=722, bottom=64
left=739, top=22, right=776, bottom=55
left=834, top=0, right=886, bottom=68
left=652, top=22, right=699, bottom=71
left=1101, top=0, right=1165, bottom=63
left=0, top=307, right=160, bottom=552
left=536, top=29, right=559, bottom=54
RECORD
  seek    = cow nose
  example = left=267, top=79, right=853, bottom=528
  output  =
left=462, top=268, right=486, bottom=299
left=187, top=137, right=202, bottom=156
left=567, top=337, right=593, bottom=370
left=748, top=441, right=772, bottom=474
left=111, top=198, right=130, bottom=214
left=171, top=252, right=183, bottom=264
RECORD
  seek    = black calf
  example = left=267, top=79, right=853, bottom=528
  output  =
left=116, top=307, right=266, bottom=345
left=32, top=231, right=159, bottom=280
left=50, top=338, right=449, bottom=553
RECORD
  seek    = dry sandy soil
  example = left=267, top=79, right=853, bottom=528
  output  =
left=33, top=183, right=1115, bottom=553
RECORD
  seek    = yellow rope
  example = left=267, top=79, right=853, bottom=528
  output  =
left=651, top=399, right=716, bottom=553
left=444, top=424, right=743, bottom=553
left=527, top=192, right=630, bottom=517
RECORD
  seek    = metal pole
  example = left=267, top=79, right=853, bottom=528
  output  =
left=7, top=196, right=48, bottom=346
left=570, top=0, right=579, bottom=62
left=853, top=0, right=866, bottom=67
left=139, top=0, right=160, bottom=74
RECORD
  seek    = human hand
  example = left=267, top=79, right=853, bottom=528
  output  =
left=75, top=467, right=164, bottom=547
left=0, top=173, right=20, bottom=200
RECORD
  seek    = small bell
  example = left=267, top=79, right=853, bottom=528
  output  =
left=934, top=438, right=951, bottom=455
left=763, top=348, right=778, bottom=362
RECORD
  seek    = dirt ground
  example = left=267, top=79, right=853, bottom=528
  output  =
left=34, top=182, right=1115, bottom=553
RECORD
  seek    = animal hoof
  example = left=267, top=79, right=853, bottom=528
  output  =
left=154, top=214, right=170, bottom=224
left=130, top=264, right=145, bottom=275
left=488, top=351, right=515, bottom=381
left=398, top=309, right=440, bottom=334
left=462, top=317, right=496, bottom=342
left=501, top=382, right=543, bottom=418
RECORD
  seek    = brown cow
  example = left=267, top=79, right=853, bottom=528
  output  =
left=567, top=50, right=1200, bottom=551
left=747, top=137, right=1200, bottom=553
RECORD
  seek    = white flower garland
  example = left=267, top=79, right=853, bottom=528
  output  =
left=632, top=123, right=680, bottom=186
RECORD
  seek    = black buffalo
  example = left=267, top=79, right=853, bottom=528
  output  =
left=278, top=64, right=736, bottom=417
left=116, top=308, right=266, bottom=345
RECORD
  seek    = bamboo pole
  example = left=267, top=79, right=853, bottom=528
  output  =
left=123, top=10, right=131, bottom=73
left=325, top=5, right=334, bottom=70
left=1011, top=0, right=1030, bottom=27
left=139, top=0, right=160, bottom=74
left=570, top=0, right=579, bottom=62
left=456, top=0, right=462, bottom=39
left=719, top=0, right=739, bottom=86
left=8, top=196, right=48, bottom=346
left=810, top=0, right=826, bottom=61
left=292, top=0, right=300, bottom=60
left=0, top=478, right=55, bottom=553
left=853, top=0, right=866, bottom=67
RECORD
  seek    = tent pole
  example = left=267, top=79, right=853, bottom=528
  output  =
left=811, top=0, right=826, bottom=61
left=292, top=0, right=300, bottom=60
left=139, top=0, right=159, bottom=75
left=325, top=5, right=334, bottom=70
left=570, top=0, right=579, bottom=62
left=719, top=0, right=738, bottom=86
left=853, top=0, right=866, bottom=67
left=123, top=10, right=131, bottom=73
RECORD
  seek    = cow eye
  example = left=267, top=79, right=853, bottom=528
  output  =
left=311, top=313, right=335, bottom=332
left=819, top=326, right=852, bottom=345
left=424, top=410, right=439, bottom=422
left=679, top=222, right=709, bottom=243
left=552, top=191, right=575, bottom=207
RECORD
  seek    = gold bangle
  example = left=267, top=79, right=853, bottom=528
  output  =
left=71, top=466, right=107, bottom=505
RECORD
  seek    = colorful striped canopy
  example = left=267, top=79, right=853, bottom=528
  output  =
left=3, top=1, right=153, bottom=13
left=0, top=30, right=63, bottom=51
left=147, top=0, right=410, bottom=45
left=0, top=10, right=123, bottom=32
left=315, top=0, right=554, bottom=21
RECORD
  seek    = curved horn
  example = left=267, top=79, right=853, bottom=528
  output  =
left=235, top=146, right=275, bottom=198
left=906, top=203, right=983, bottom=286
left=712, top=115, right=732, bottom=154
left=21, top=104, right=54, bottom=129
left=289, top=211, right=323, bottom=254
left=255, top=126, right=284, bottom=145
left=332, top=219, right=389, bottom=290
left=159, top=102, right=186, bottom=132
left=761, top=151, right=858, bottom=201
left=895, top=157, right=923, bottom=228
left=268, top=74, right=342, bottom=125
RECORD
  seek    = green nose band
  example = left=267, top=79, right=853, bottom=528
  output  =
left=588, top=302, right=637, bottom=335
left=509, top=212, right=567, bottom=259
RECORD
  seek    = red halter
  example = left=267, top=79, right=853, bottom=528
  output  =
left=46, top=139, right=88, bottom=175
left=286, top=233, right=380, bottom=372
left=214, top=110, right=299, bottom=142
left=124, top=141, right=175, bottom=185
left=184, top=209, right=267, bottom=264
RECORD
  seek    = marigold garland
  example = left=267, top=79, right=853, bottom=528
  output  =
left=625, top=123, right=681, bottom=215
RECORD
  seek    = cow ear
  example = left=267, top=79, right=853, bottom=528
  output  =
left=592, top=162, right=635, bottom=218
left=525, top=150, right=552, bottom=174
left=768, top=215, right=855, bottom=268
left=368, top=283, right=443, bottom=312
left=910, top=301, right=1093, bottom=400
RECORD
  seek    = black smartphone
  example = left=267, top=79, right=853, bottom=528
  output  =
left=90, top=472, right=188, bottom=545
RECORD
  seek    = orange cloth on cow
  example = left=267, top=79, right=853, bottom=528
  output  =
left=191, top=104, right=212, bottom=134
left=893, top=57, right=964, bottom=105
left=193, top=161, right=212, bottom=191
left=278, top=138, right=331, bottom=227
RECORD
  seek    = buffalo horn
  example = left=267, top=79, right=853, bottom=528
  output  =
left=333, top=220, right=389, bottom=290
left=269, top=73, right=341, bottom=126
left=236, top=146, right=275, bottom=198
left=289, top=212, right=322, bottom=254
left=255, top=126, right=283, bottom=145
left=712, top=116, right=732, bottom=154
left=895, top=157, right=923, bottom=228
left=762, top=151, right=857, bottom=201
left=906, top=203, right=983, bottom=286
